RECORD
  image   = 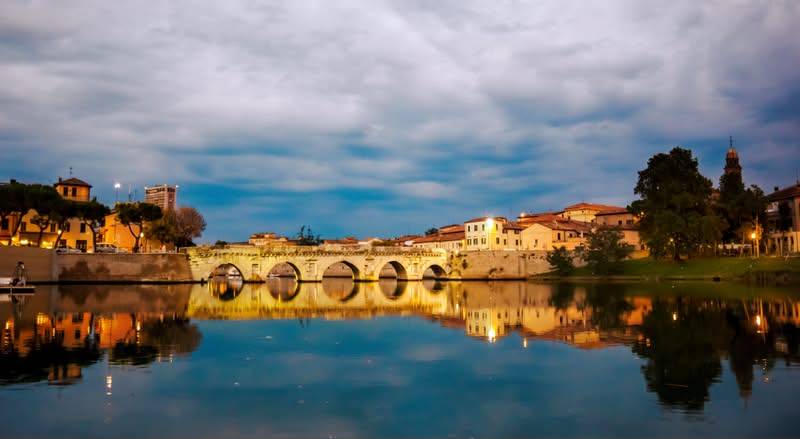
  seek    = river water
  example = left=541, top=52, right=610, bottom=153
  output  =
left=1, top=279, right=798, bottom=437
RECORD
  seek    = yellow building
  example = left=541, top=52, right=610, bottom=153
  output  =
left=518, top=214, right=591, bottom=251
left=463, top=217, right=524, bottom=251
left=1, top=177, right=96, bottom=251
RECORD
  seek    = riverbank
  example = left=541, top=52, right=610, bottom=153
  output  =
left=534, top=256, right=800, bottom=284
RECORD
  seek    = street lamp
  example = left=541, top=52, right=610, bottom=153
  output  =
left=114, top=182, right=121, bottom=204
left=751, top=232, right=757, bottom=258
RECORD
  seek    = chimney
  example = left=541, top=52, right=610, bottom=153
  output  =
left=775, top=186, right=779, bottom=192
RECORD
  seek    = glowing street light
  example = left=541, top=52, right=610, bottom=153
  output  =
left=114, top=182, right=121, bottom=204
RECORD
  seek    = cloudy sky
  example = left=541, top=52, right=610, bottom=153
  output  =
left=2, top=1, right=798, bottom=243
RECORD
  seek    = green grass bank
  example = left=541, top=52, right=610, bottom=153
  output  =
left=539, top=256, right=800, bottom=283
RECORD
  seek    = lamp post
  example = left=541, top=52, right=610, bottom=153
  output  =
left=114, top=182, right=121, bottom=205
left=751, top=232, right=757, bottom=258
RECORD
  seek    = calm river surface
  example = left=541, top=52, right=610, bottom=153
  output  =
left=1, top=279, right=799, bottom=438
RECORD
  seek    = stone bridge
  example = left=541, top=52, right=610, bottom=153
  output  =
left=184, top=245, right=454, bottom=282
left=186, top=280, right=455, bottom=320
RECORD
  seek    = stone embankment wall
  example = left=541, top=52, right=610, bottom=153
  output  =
left=0, top=247, right=192, bottom=283
left=0, top=246, right=57, bottom=282
left=450, top=250, right=554, bottom=280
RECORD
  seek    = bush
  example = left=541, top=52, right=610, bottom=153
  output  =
left=584, top=228, right=634, bottom=275
left=546, top=246, right=575, bottom=275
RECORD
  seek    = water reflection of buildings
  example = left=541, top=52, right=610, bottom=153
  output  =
left=0, top=284, right=199, bottom=386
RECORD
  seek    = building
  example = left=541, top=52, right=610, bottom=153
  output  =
left=593, top=207, right=649, bottom=258
left=560, top=202, right=625, bottom=223
left=412, top=224, right=465, bottom=251
left=248, top=232, right=293, bottom=246
left=765, top=181, right=800, bottom=255
left=517, top=212, right=591, bottom=251
left=144, top=185, right=178, bottom=212
left=0, top=177, right=96, bottom=251
left=463, top=217, right=524, bottom=251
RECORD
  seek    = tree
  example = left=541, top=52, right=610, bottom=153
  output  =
left=425, top=227, right=439, bottom=236
left=0, top=182, right=29, bottom=238
left=546, top=246, right=575, bottom=275
left=630, top=147, right=724, bottom=260
left=146, top=210, right=179, bottom=248
left=583, top=228, right=634, bottom=275
left=297, top=225, right=322, bottom=246
left=75, top=198, right=111, bottom=252
left=116, top=202, right=163, bottom=252
left=24, top=184, right=63, bottom=246
left=175, top=207, right=206, bottom=247
left=718, top=169, right=767, bottom=245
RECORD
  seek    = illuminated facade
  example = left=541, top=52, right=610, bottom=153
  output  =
left=463, top=217, right=523, bottom=251
left=0, top=177, right=95, bottom=250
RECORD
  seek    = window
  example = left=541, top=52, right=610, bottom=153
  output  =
left=482, top=224, right=485, bottom=231
left=76, top=240, right=87, bottom=251
left=481, top=238, right=486, bottom=244
left=71, top=187, right=77, bottom=196
left=58, top=239, right=66, bottom=247
left=618, top=220, right=623, bottom=225
left=64, top=223, right=70, bottom=232
left=74, top=329, right=81, bottom=340
left=50, top=224, right=56, bottom=233
left=557, top=232, right=561, bottom=240
left=496, top=237, right=500, bottom=244
left=80, top=223, right=86, bottom=233
left=0, top=218, right=7, bottom=230
left=626, top=219, right=634, bottom=225
left=62, top=187, right=68, bottom=196
left=467, top=225, right=470, bottom=232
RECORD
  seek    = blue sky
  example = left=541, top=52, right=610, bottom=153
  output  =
left=1, top=1, right=798, bottom=243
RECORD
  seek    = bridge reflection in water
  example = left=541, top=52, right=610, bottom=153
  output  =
left=190, top=277, right=451, bottom=320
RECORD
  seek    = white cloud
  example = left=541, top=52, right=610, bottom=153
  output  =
left=1, top=0, right=798, bottom=241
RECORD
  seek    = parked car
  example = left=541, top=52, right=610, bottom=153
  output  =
left=55, top=245, right=83, bottom=254
left=94, top=243, right=127, bottom=253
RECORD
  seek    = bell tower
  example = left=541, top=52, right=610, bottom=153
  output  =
left=724, top=136, right=742, bottom=177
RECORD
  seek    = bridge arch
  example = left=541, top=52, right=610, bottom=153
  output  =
left=379, top=260, right=408, bottom=280
left=266, top=261, right=303, bottom=281
left=322, top=260, right=361, bottom=281
left=422, top=264, right=447, bottom=279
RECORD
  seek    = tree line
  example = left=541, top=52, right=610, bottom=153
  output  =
left=0, top=181, right=205, bottom=252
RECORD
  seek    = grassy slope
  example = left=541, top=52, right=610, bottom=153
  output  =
left=564, top=256, right=800, bottom=279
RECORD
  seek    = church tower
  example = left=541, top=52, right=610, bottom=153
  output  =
left=724, top=136, right=742, bottom=178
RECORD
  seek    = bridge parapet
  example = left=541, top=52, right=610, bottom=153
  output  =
left=184, top=245, right=452, bottom=282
